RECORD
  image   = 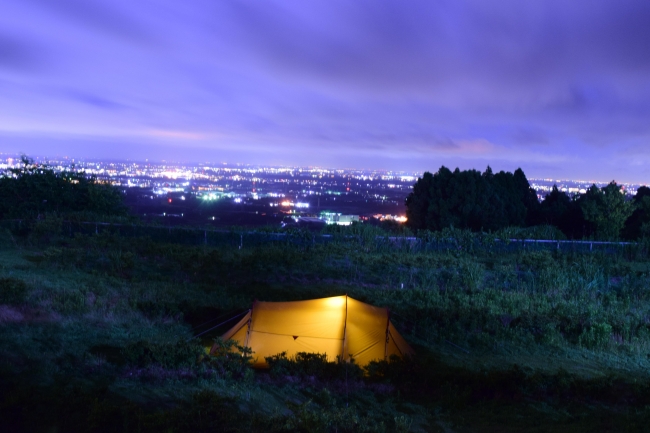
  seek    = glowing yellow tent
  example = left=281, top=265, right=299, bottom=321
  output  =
left=215, top=295, right=413, bottom=367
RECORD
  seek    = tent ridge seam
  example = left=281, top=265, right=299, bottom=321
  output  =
left=251, top=330, right=344, bottom=341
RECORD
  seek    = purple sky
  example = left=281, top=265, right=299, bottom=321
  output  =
left=2, top=0, right=650, bottom=182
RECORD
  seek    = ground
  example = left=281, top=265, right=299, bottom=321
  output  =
left=2, top=222, right=650, bottom=432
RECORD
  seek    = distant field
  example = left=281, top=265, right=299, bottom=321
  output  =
left=3, top=221, right=650, bottom=432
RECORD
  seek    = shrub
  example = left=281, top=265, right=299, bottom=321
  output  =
left=0, top=228, right=16, bottom=249
left=459, top=259, right=484, bottom=290
left=205, top=338, right=254, bottom=380
left=121, top=340, right=204, bottom=369
left=0, top=156, right=127, bottom=219
left=265, top=352, right=364, bottom=381
left=0, top=277, right=28, bottom=304
left=280, top=399, right=392, bottom=433
left=579, top=322, right=613, bottom=349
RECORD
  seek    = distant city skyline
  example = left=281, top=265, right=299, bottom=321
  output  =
left=2, top=153, right=646, bottom=192
left=5, top=153, right=646, bottom=229
left=2, top=1, right=650, bottom=183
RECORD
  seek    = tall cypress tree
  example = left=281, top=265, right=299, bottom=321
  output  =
left=405, top=165, right=537, bottom=232
left=623, top=186, right=650, bottom=240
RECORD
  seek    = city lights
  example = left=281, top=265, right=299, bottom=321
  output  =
left=1, top=156, right=642, bottom=231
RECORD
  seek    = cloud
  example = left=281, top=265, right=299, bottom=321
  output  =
left=3, top=0, right=650, bottom=182
left=145, top=130, right=207, bottom=140
left=0, top=33, right=43, bottom=72
left=215, top=1, right=650, bottom=101
left=65, top=91, right=128, bottom=110
left=24, top=0, right=152, bottom=43
left=511, top=128, right=550, bottom=146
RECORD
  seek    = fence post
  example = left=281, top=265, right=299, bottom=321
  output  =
left=240, top=234, right=243, bottom=250
left=204, top=230, right=207, bottom=245
left=590, top=242, right=593, bottom=251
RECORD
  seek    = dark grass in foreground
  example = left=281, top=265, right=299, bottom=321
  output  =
left=3, top=224, right=650, bottom=431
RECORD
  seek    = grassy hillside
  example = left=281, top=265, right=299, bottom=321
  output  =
left=3, top=222, right=650, bottom=432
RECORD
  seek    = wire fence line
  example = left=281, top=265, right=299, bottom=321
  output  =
left=0, top=218, right=645, bottom=255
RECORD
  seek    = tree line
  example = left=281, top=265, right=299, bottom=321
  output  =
left=405, top=166, right=650, bottom=241
left=3, top=156, right=648, bottom=241
left=0, top=156, right=127, bottom=220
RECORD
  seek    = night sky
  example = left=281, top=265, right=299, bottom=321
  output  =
left=2, top=1, right=650, bottom=182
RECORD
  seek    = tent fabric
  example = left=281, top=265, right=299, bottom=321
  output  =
left=214, top=295, right=414, bottom=368
left=221, top=310, right=251, bottom=343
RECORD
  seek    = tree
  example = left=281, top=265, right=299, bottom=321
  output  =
left=405, top=165, right=536, bottom=232
left=405, top=171, right=435, bottom=230
left=578, top=182, right=633, bottom=240
left=513, top=168, right=541, bottom=225
left=537, top=185, right=586, bottom=238
left=0, top=156, right=127, bottom=219
left=539, top=186, right=571, bottom=226
left=622, top=186, right=650, bottom=240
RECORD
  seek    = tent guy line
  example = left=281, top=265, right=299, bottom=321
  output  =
left=188, top=309, right=250, bottom=341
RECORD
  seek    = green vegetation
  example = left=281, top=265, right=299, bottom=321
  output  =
left=0, top=156, right=127, bottom=220
left=578, top=183, right=634, bottom=240
left=406, top=166, right=642, bottom=241
left=623, top=186, right=650, bottom=240
left=405, top=166, right=537, bottom=232
left=3, top=220, right=650, bottom=432
left=4, top=161, right=650, bottom=431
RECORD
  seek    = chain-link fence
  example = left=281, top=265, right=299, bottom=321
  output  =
left=0, top=219, right=645, bottom=256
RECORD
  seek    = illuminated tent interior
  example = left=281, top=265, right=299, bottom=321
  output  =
left=214, top=295, right=414, bottom=368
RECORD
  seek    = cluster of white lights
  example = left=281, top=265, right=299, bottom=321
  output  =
left=153, top=187, right=184, bottom=195
left=278, top=201, right=309, bottom=208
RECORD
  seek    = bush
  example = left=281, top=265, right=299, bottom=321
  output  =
left=205, top=339, right=254, bottom=380
left=121, top=340, right=204, bottom=369
left=0, top=228, right=16, bottom=249
left=265, top=352, right=364, bottom=381
left=0, top=277, right=28, bottom=304
left=279, top=399, right=395, bottom=433
left=579, top=322, right=613, bottom=349
left=0, top=156, right=127, bottom=219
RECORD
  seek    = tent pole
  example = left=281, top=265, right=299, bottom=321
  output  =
left=385, top=308, right=391, bottom=361
left=344, top=294, right=348, bottom=407
left=387, top=327, right=404, bottom=357
left=244, top=300, right=256, bottom=348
